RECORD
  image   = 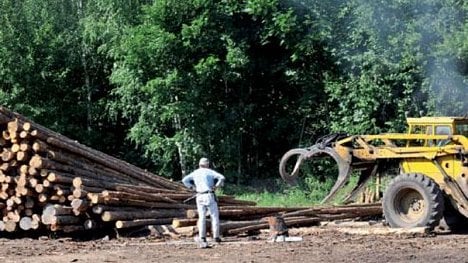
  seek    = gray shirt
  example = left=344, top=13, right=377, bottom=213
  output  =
left=182, top=167, right=225, bottom=193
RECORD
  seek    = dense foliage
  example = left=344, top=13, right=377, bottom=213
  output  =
left=0, top=0, right=466, bottom=183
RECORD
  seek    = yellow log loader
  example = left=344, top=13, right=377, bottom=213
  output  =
left=279, top=116, right=468, bottom=228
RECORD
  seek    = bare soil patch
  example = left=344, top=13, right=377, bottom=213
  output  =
left=2, top=222, right=468, bottom=263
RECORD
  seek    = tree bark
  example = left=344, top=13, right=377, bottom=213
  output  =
left=115, top=218, right=174, bottom=229
left=101, top=209, right=186, bottom=222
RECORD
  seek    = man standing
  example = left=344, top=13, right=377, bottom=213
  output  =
left=182, top=157, right=225, bottom=248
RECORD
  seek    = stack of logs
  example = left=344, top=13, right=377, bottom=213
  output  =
left=0, top=106, right=254, bottom=234
left=0, top=106, right=383, bottom=237
left=172, top=203, right=383, bottom=236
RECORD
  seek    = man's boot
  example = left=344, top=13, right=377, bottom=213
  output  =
left=198, top=237, right=208, bottom=249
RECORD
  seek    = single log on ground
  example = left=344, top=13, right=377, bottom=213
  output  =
left=90, top=195, right=193, bottom=209
left=4, top=220, right=16, bottom=232
left=50, top=195, right=67, bottom=203
left=50, top=224, right=84, bottom=232
left=49, top=215, right=82, bottom=225
left=282, top=203, right=382, bottom=218
left=173, top=219, right=275, bottom=236
left=91, top=205, right=142, bottom=215
left=72, top=177, right=166, bottom=195
left=18, top=164, right=29, bottom=175
left=46, top=172, right=75, bottom=184
left=7, top=120, right=20, bottom=134
left=73, top=176, right=109, bottom=189
left=101, top=209, right=186, bottom=222
left=227, top=217, right=320, bottom=235
left=114, top=185, right=183, bottom=194
left=101, top=190, right=178, bottom=204
left=19, top=142, right=31, bottom=152
left=172, top=218, right=199, bottom=228
left=11, top=144, right=20, bottom=153
left=218, top=199, right=257, bottom=206
left=73, top=188, right=89, bottom=199
left=186, top=206, right=300, bottom=219
left=6, top=210, right=21, bottom=222
left=28, top=167, right=38, bottom=176
left=31, top=214, right=40, bottom=230
left=2, top=131, right=11, bottom=141
left=84, top=219, right=98, bottom=230
left=115, top=218, right=174, bottom=229
left=19, top=216, right=33, bottom=230
left=19, top=131, right=30, bottom=140
left=52, top=184, right=71, bottom=196
left=24, top=197, right=34, bottom=209
left=32, top=140, right=49, bottom=153
left=70, top=198, right=89, bottom=215
left=2, top=150, right=15, bottom=162
left=34, top=184, right=45, bottom=193
left=37, top=193, right=48, bottom=203
left=42, top=205, right=74, bottom=223
left=16, top=151, right=28, bottom=162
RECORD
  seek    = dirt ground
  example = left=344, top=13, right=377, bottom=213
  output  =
left=2, top=222, right=468, bottom=263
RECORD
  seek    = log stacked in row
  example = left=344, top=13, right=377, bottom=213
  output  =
left=0, top=106, right=255, bottom=234
left=0, top=106, right=382, bottom=238
left=172, top=202, right=383, bottom=236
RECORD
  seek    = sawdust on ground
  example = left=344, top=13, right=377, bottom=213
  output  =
left=2, top=223, right=468, bottom=263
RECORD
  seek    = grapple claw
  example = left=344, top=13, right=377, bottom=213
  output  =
left=279, top=145, right=353, bottom=203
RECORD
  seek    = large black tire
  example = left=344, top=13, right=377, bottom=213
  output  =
left=278, top=148, right=309, bottom=185
left=383, top=173, right=444, bottom=229
left=437, top=198, right=468, bottom=233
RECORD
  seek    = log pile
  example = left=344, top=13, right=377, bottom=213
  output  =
left=0, top=106, right=254, bottom=234
left=173, top=202, right=383, bottom=236
left=0, top=106, right=383, bottom=238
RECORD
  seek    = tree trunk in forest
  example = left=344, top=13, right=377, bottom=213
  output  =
left=173, top=112, right=188, bottom=178
left=237, top=132, right=242, bottom=186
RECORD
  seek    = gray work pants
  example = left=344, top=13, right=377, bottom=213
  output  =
left=196, top=193, right=220, bottom=239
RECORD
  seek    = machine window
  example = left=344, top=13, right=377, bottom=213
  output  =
left=456, top=124, right=468, bottom=137
left=409, top=125, right=426, bottom=146
left=435, top=125, right=451, bottom=146
left=435, top=126, right=451, bottom=135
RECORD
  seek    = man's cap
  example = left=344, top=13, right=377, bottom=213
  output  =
left=199, top=157, right=210, bottom=166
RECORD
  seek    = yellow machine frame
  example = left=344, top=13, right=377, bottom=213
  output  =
left=330, top=117, right=468, bottom=216
left=279, top=116, right=468, bottom=228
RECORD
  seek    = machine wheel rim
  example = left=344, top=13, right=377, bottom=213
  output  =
left=394, top=187, right=426, bottom=223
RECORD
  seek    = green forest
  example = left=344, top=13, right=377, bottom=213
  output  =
left=0, top=0, right=466, bottom=191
